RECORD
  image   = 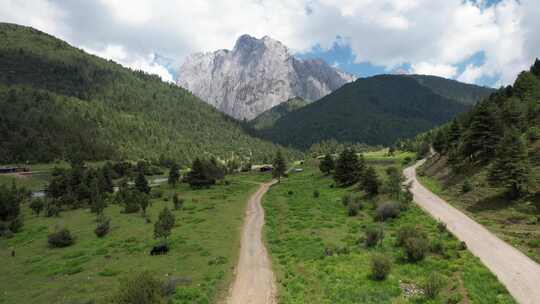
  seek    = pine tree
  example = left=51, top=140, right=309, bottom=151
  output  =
left=488, top=128, right=530, bottom=199
left=154, top=207, right=175, bottom=240
left=334, top=148, right=360, bottom=187
left=319, top=153, right=335, bottom=175
left=432, top=129, right=447, bottom=154
left=168, top=163, right=180, bottom=187
left=272, top=151, right=287, bottom=181
left=186, top=158, right=215, bottom=188
left=135, top=171, right=150, bottom=194
left=447, top=119, right=462, bottom=150
left=90, top=179, right=106, bottom=215
left=461, top=103, right=501, bottom=163
left=360, top=166, right=380, bottom=196
left=531, top=58, right=540, bottom=77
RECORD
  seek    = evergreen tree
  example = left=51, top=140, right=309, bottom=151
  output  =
left=154, top=207, right=175, bottom=240
left=90, top=179, right=106, bottom=215
left=29, top=198, right=45, bottom=216
left=168, top=163, right=180, bottom=187
left=319, top=153, right=335, bottom=175
left=334, top=148, right=360, bottom=187
left=135, top=171, right=150, bottom=194
left=186, top=158, right=215, bottom=188
left=139, top=194, right=150, bottom=215
left=447, top=119, right=462, bottom=151
left=488, top=128, right=530, bottom=199
left=461, top=103, right=501, bottom=163
left=432, top=129, right=447, bottom=154
left=360, top=166, right=381, bottom=196
left=272, top=151, right=287, bottom=181
left=531, top=58, right=540, bottom=77
left=384, top=166, right=405, bottom=199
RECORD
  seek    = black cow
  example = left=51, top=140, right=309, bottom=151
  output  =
left=150, top=244, right=169, bottom=256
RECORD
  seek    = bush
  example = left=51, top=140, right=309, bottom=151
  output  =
left=287, top=190, right=294, bottom=196
left=173, top=194, right=184, bottom=210
left=48, top=228, right=75, bottom=248
left=370, top=254, right=392, bottom=280
left=111, top=271, right=166, bottom=304
left=458, top=241, right=467, bottom=250
left=123, top=201, right=140, bottom=214
left=375, top=201, right=400, bottom=221
left=461, top=179, right=473, bottom=193
left=430, top=239, right=444, bottom=254
left=313, top=190, right=320, bottom=198
left=8, top=216, right=24, bottom=233
left=364, top=225, right=384, bottom=247
left=422, top=273, right=446, bottom=299
left=45, top=203, right=60, bottom=217
left=95, top=215, right=111, bottom=238
left=347, top=201, right=359, bottom=217
left=404, top=237, right=429, bottom=262
left=396, top=224, right=421, bottom=246
left=437, top=222, right=447, bottom=233
left=29, top=198, right=45, bottom=216
left=341, top=194, right=352, bottom=206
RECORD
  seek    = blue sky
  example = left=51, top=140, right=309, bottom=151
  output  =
left=297, top=0, right=503, bottom=87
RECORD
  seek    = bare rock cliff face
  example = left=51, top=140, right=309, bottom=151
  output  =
left=177, top=35, right=355, bottom=120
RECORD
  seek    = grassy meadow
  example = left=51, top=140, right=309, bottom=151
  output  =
left=263, top=153, right=516, bottom=304
left=418, top=156, right=540, bottom=263
left=0, top=170, right=272, bottom=304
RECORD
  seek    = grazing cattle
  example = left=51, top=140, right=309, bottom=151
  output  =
left=150, top=244, right=169, bottom=256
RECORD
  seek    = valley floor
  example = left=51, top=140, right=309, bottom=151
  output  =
left=0, top=171, right=272, bottom=304
left=262, top=156, right=516, bottom=304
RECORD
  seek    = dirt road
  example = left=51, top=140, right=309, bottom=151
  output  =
left=404, top=160, right=540, bottom=304
left=227, top=181, right=277, bottom=304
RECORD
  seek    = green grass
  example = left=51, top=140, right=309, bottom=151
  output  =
left=263, top=159, right=516, bottom=303
left=0, top=171, right=272, bottom=304
left=417, top=157, right=540, bottom=263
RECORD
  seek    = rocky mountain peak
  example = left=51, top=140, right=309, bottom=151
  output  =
left=177, top=34, right=355, bottom=120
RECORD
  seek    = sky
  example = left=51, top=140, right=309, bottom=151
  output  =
left=1, top=0, right=539, bottom=87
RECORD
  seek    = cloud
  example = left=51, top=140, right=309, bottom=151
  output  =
left=411, top=62, right=458, bottom=78
left=0, top=0, right=538, bottom=86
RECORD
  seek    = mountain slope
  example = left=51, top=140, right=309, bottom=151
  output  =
left=249, top=97, right=309, bottom=130
left=407, top=74, right=495, bottom=105
left=254, top=75, right=472, bottom=149
left=0, top=23, right=298, bottom=164
left=177, top=34, right=355, bottom=120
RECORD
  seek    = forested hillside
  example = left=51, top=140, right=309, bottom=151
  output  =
left=407, top=74, right=494, bottom=105
left=254, top=75, right=473, bottom=149
left=248, top=97, right=309, bottom=130
left=0, top=23, right=298, bottom=164
left=408, top=60, right=540, bottom=261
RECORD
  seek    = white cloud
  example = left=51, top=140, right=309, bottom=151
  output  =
left=458, top=64, right=486, bottom=84
left=0, top=0, right=539, bottom=86
left=411, top=62, right=458, bottom=78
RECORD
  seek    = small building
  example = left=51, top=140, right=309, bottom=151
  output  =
left=259, top=165, right=273, bottom=172
left=0, top=167, right=29, bottom=174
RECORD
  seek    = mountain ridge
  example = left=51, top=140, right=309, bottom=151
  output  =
left=177, top=34, right=355, bottom=120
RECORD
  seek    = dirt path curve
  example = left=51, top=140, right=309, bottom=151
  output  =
left=227, top=180, right=278, bottom=304
left=404, top=160, right=540, bottom=304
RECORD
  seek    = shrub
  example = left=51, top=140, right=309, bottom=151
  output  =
left=95, top=215, right=111, bottom=238
left=48, top=228, right=75, bottom=248
left=370, top=254, right=392, bottom=280
left=173, top=194, right=184, bottom=210
left=45, top=203, right=60, bottom=217
left=404, top=237, right=429, bottom=262
left=364, top=225, right=384, bottom=247
left=8, top=216, right=24, bottom=233
left=396, top=224, right=421, bottom=246
left=123, top=201, right=140, bottom=214
left=458, top=241, right=467, bottom=250
left=375, top=201, right=400, bottom=221
left=111, top=271, right=166, bottom=304
left=461, top=179, right=473, bottom=193
left=313, top=190, right=320, bottom=198
left=430, top=239, right=444, bottom=254
left=347, top=201, right=359, bottom=217
left=287, top=190, right=294, bottom=196
left=341, top=194, right=352, bottom=206
left=29, top=198, right=45, bottom=216
left=422, top=273, right=446, bottom=299
left=437, top=222, right=447, bottom=233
